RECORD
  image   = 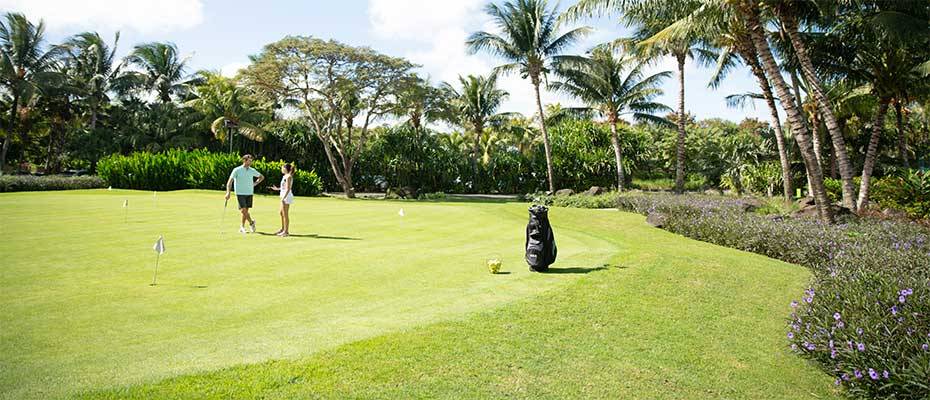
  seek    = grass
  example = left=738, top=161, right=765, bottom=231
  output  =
left=0, top=190, right=840, bottom=399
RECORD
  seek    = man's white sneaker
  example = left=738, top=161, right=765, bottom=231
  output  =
left=239, top=226, right=247, bottom=234
left=250, top=220, right=256, bottom=233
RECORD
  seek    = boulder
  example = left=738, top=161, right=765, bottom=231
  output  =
left=736, top=198, right=764, bottom=213
left=882, top=208, right=908, bottom=219
left=584, top=186, right=605, bottom=196
left=796, top=197, right=817, bottom=208
left=386, top=186, right=418, bottom=199
left=555, top=188, right=575, bottom=196
left=646, top=212, right=667, bottom=228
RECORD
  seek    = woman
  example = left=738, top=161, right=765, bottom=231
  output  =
left=270, top=163, right=295, bottom=237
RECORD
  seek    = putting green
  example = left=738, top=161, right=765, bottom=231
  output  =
left=0, top=190, right=615, bottom=399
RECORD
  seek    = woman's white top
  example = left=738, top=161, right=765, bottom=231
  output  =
left=280, top=175, right=294, bottom=204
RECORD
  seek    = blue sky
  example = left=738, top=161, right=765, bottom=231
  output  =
left=2, top=0, right=771, bottom=122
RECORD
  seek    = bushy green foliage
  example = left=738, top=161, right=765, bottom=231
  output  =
left=98, top=150, right=322, bottom=195
left=534, top=191, right=622, bottom=208
left=0, top=175, right=106, bottom=192
left=611, top=193, right=930, bottom=399
left=870, top=170, right=930, bottom=219
left=631, top=174, right=708, bottom=191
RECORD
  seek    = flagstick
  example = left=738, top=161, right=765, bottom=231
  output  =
left=124, top=200, right=129, bottom=223
left=151, top=252, right=160, bottom=286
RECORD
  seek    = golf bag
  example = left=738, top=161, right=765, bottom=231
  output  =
left=525, top=205, right=557, bottom=272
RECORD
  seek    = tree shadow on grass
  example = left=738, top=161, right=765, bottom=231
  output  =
left=256, top=232, right=361, bottom=240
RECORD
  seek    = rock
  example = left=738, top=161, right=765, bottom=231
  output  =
left=736, top=198, right=764, bottom=213
left=646, top=212, right=667, bottom=228
left=385, top=188, right=400, bottom=199
left=386, top=186, right=417, bottom=199
left=555, top=189, right=575, bottom=196
left=796, top=197, right=817, bottom=208
left=882, top=208, right=908, bottom=219
left=792, top=203, right=857, bottom=220
left=584, top=186, right=605, bottom=196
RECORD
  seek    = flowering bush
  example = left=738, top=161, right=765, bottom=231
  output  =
left=0, top=175, right=106, bottom=192
left=612, top=193, right=930, bottom=399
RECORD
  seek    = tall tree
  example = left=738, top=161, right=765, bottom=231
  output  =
left=709, top=27, right=795, bottom=199
left=565, top=0, right=713, bottom=194
left=124, top=42, right=198, bottom=104
left=60, top=31, right=126, bottom=131
left=773, top=1, right=859, bottom=211
left=245, top=36, right=413, bottom=198
left=467, top=0, right=591, bottom=192
left=0, top=13, right=61, bottom=174
left=186, top=71, right=267, bottom=152
left=440, top=73, right=512, bottom=191
left=551, top=47, right=671, bottom=190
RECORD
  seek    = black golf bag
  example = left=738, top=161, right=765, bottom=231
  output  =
left=525, top=205, right=557, bottom=272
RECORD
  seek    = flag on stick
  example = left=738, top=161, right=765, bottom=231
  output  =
left=151, top=235, right=165, bottom=286
left=398, top=208, right=405, bottom=217
left=123, top=199, right=129, bottom=223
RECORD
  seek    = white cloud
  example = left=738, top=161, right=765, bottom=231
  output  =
left=220, top=61, right=248, bottom=78
left=0, top=0, right=204, bottom=33
left=367, top=0, right=579, bottom=118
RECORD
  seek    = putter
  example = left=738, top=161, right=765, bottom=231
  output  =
left=220, top=198, right=229, bottom=234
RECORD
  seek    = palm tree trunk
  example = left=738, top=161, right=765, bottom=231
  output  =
left=857, top=98, right=890, bottom=209
left=0, top=92, right=18, bottom=175
left=532, top=79, right=555, bottom=193
left=895, top=100, right=909, bottom=169
left=782, top=12, right=857, bottom=211
left=674, top=53, right=687, bottom=194
left=472, top=126, right=482, bottom=192
left=738, top=41, right=793, bottom=199
left=743, top=4, right=832, bottom=223
left=609, top=117, right=624, bottom=191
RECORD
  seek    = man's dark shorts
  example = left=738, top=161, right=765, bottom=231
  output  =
left=236, top=195, right=253, bottom=209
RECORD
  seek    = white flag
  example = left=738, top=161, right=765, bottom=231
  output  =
left=153, top=236, right=166, bottom=255
left=398, top=208, right=405, bottom=217
left=123, top=199, right=129, bottom=208
left=107, top=186, right=112, bottom=191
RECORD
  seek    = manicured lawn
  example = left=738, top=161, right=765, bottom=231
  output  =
left=0, top=190, right=839, bottom=399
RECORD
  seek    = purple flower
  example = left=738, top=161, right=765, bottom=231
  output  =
left=899, top=295, right=906, bottom=303
left=804, top=342, right=815, bottom=350
left=830, top=349, right=837, bottom=359
left=882, top=370, right=890, bottom=379
left=787, top=332, right=794, bottom=339
left=891, top=306, right=898, bottom=316
left=791, top=344, right=797, bottom=351
left=841, top=373, right=850, bottom=381
left=804, top=297, right=813, bottom=304
left=922, top=344, right=928, bottom=351
left=829, top=340, right=834, bottom=349
left=833, top=312, right=841, bottom=320
left=857, top=328, right=863, bottom=336
left=857, top=343, right=865, bottom=352
left=854, top=369, right=863, bottom=379
left=834, top=378, right=841, bottom=386
left=836, top=321, right=845, bottom=329
left=790, top=301, right=798, bottom=308
left=869, top=369, right=879, bottom=380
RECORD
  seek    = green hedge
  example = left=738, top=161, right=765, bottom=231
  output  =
left=98, top=150, right=323, bottom=196
left=0, top=175, right=106, bottom=192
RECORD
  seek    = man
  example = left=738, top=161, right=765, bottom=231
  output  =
left=225, top=154, right=264, bottom=233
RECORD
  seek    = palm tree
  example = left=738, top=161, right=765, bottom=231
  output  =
left=551, top=48, right=671, bottom=190
left=60, top=31, right=127, bottom=131
left=772, top=2, right=859, bottom=211
left=124, top=42, right=198, bottom=103
left=186, top=71, right=266, bottom=152
left=441, top=73, right=512, bottom=190
left=0, top=12, right=61, bottom=173
left=467, top=0, right=591, bottom=192
left=820, top=1, right=930, bottom=208
left=565, top=0, right=712, bottom=194
left=568, top=0, right=834, bottom=221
